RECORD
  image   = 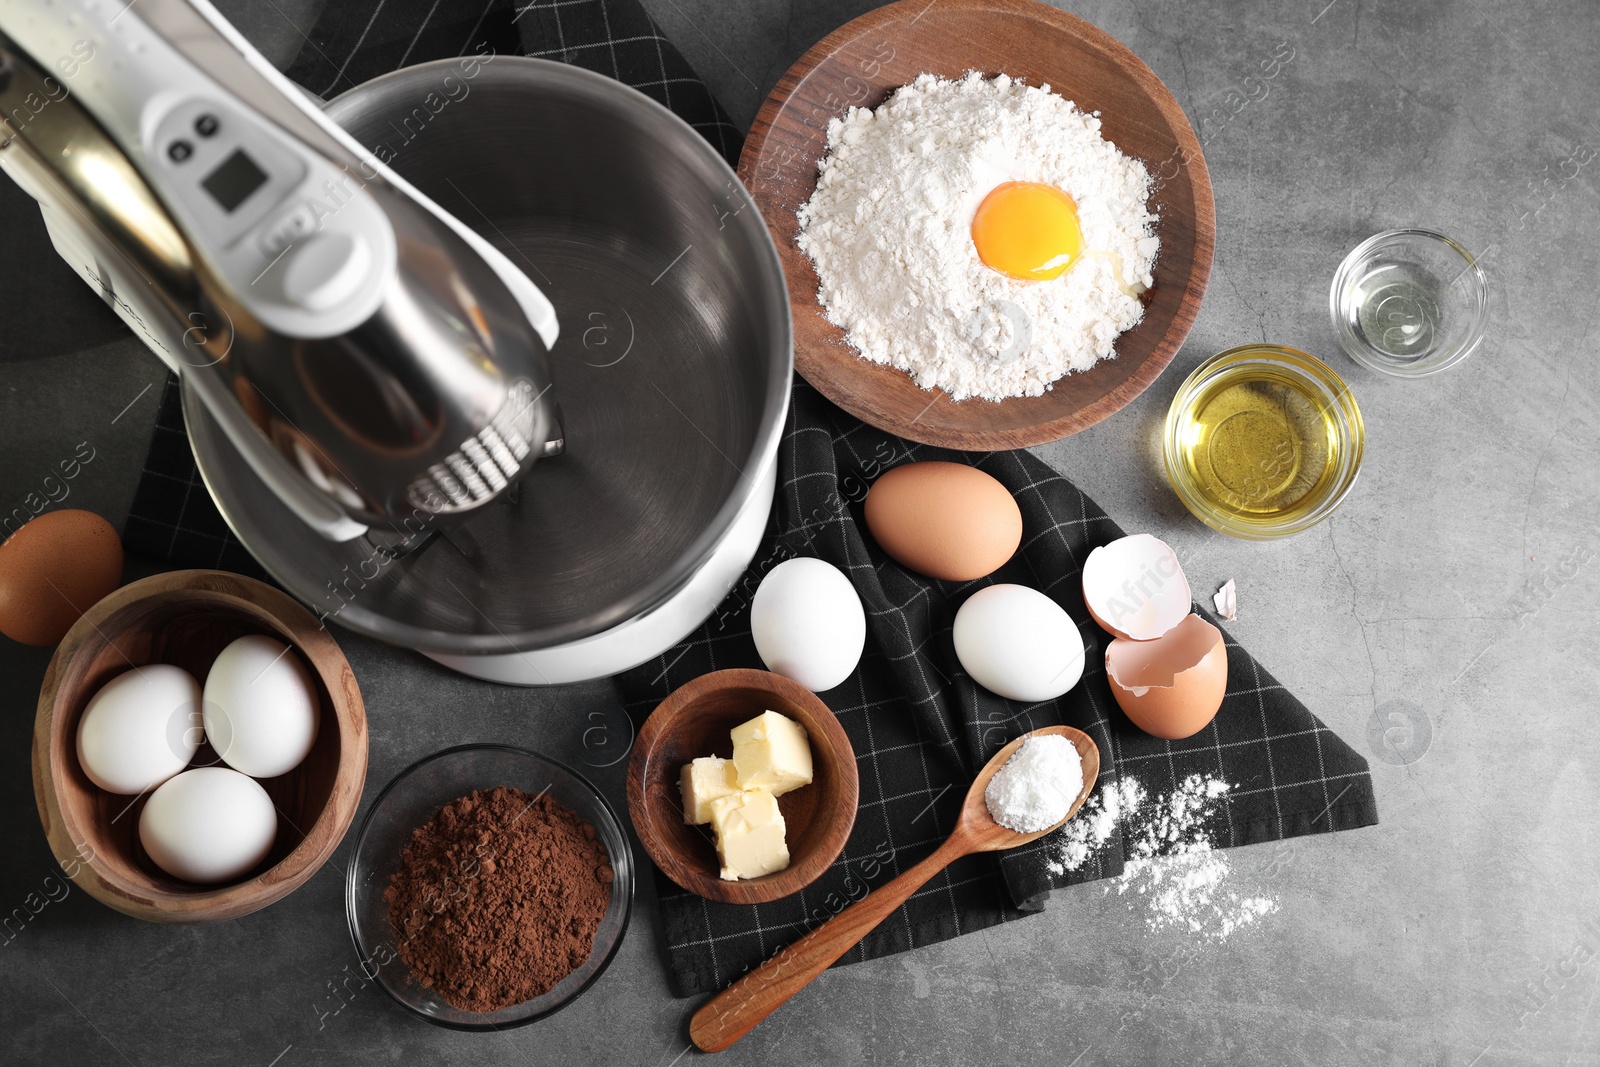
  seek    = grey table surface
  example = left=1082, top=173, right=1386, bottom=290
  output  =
left=3, top=0, right=1598, bottom=1064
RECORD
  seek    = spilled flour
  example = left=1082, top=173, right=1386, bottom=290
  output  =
left=1049, top=774, right=1278, bottom=939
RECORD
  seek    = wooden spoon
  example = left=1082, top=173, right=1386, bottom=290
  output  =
left=689, top=725, right=1100, bottom=1052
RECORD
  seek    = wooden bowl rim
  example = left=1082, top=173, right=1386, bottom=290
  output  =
left=32, top=569, right=368, bottom=922
left=627, top=668, right=859, bottom=905
left=737, top=0, right=1215, bottom=450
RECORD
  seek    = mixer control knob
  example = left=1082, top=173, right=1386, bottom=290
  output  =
left=280, top=232, right=372, bottom=312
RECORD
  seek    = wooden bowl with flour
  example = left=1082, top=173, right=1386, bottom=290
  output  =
left=739, top=0, right=1214, bottom=450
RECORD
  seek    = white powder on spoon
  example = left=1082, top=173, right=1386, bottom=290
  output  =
left=797, top=72, right=1158, bottom=401
left=984, top=735, right=1084, bottom=832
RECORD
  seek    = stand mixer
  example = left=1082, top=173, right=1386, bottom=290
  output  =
left=0, top=0, right=792, bottom=684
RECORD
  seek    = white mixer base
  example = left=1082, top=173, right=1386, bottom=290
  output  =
left=423, top=460, right=775, bottom=685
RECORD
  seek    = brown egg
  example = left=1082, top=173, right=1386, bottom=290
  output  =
left=0, top=509, right=124, bottom=645
left=863, top=461, right=1022, bottom=582
left=1105, top=614, right=1227, bottom=740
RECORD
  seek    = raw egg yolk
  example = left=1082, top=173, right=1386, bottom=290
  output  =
left=971, top=181, right=1083, bottom=282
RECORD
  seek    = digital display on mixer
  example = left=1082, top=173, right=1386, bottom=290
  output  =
left=201, top=149, right=269, bottom=213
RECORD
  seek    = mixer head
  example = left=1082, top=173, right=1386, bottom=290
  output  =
left=225, top=176, right=564, bottom=527
left=0, top=0, right=561, bottom=539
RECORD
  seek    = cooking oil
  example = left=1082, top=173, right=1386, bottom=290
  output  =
left=1172, top=361, right=1343, bottom=523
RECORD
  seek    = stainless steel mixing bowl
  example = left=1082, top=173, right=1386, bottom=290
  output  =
left=185, top=58, right=791, bottom=656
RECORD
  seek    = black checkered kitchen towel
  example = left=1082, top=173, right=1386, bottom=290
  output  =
left=124, top=374, right=269, bottom=577
left=123, top=0, right=1379, bottom=1000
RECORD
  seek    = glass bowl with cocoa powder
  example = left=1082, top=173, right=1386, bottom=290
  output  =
left=345, top=744, right=633, bottom=1029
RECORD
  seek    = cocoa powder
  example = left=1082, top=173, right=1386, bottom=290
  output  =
left=383, top=785, right=613, bottom=1012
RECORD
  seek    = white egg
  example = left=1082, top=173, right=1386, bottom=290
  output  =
left=203, top=635, right=320, bottom=779
left=139, top=767, right=277, bottom=884
left=75, top=664, right=203, bottom=795
left=953, top=584, right=1086, bottom=702
left=750, top=557, right=866, bottom=692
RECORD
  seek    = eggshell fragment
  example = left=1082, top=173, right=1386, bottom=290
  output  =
left=1105, top=614, right=1228, bottom=740
left=863, top=462, right=1022, bottom=582
left=1081, top=534, right=1190, bottom=641
left=1213, top=579, right=1238, bottom=621
left=0, top=509, right=123, bottom=645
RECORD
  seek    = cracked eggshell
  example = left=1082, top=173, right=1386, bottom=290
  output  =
left=1105, top=614, right=1227, bottom=740
left=1081, top=534, right=1191, bottom=641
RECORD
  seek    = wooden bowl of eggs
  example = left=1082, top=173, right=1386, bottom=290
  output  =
left=628, top=669, right=858, bottom=905
left=32, top=569, right=366, bottom=923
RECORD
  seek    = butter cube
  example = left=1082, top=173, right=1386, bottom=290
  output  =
left=730, top=710, right=813, bottom=797
left=679, top=756, right=741, bottom=825
left=709, top=787, right=790, bottom=881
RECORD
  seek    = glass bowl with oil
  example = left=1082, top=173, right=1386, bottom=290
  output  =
left=1163, top=345, right=1365, bottom=540
left=1330, top=229, right=1489, bottom=377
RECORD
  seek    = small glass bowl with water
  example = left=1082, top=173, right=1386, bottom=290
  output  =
left=1330, top=229, right=1489, bottom=377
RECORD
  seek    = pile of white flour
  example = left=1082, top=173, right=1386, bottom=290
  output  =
left=797, top=72, right=1158, bottom=401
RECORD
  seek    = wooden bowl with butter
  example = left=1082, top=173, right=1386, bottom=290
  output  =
left=627, top=669, right=858, bottom=905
